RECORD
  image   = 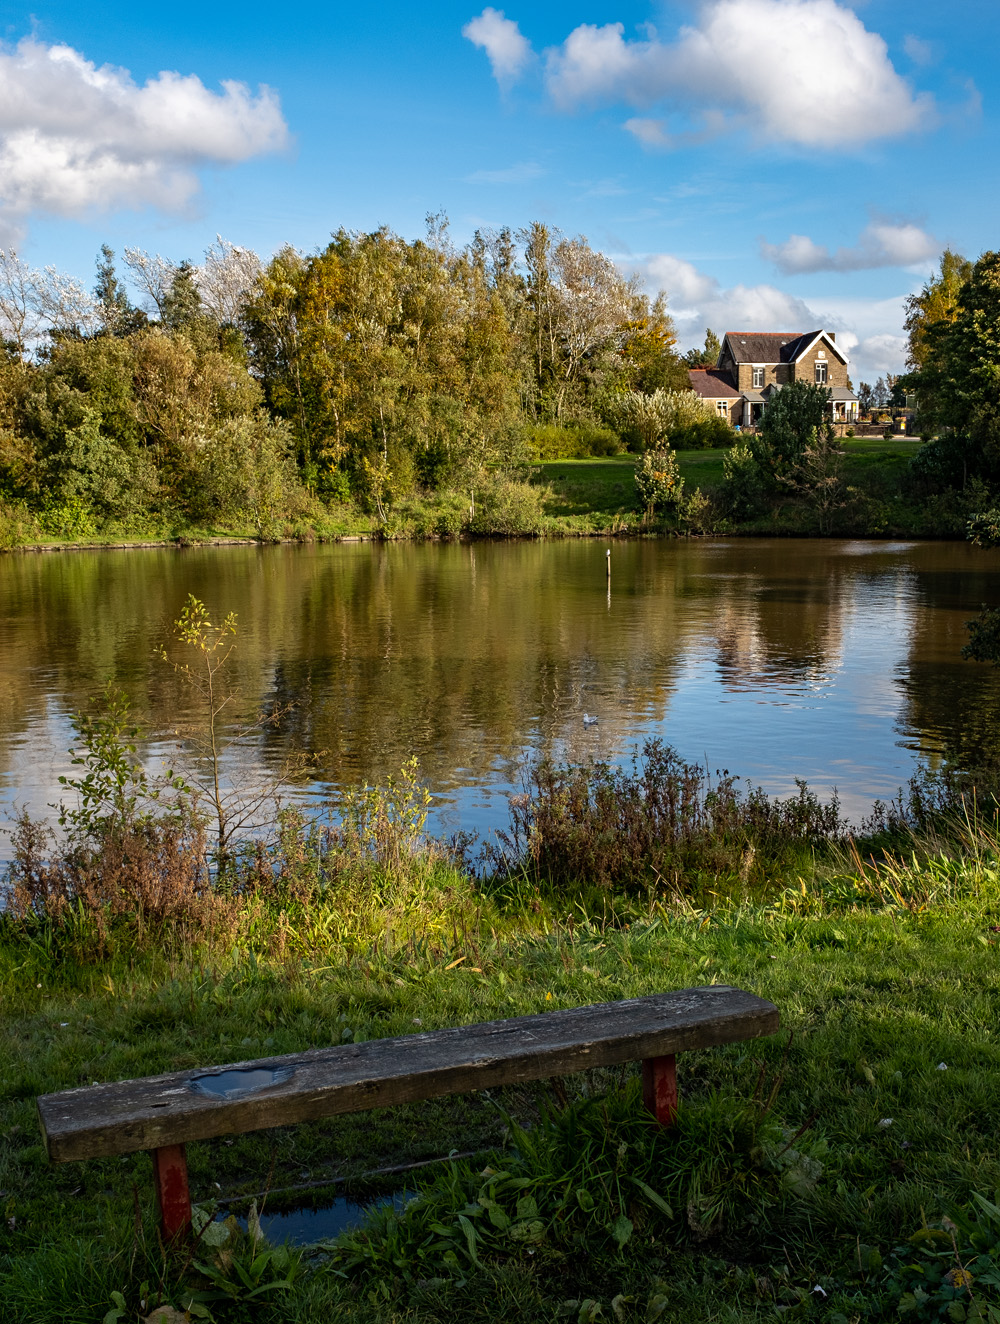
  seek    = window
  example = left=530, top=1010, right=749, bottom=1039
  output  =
left=716, top=400, right=728, bottom=417
left=752, top=367, right=764, bottom=389
left=815, top=360, right=828, bottom=385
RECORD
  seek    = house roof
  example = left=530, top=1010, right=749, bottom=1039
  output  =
left=721, top=330, right=848, bottom=366
left=688, top=368, right=740, bottom=399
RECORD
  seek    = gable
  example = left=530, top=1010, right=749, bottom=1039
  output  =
left=790, top=331, right=848, bottom=366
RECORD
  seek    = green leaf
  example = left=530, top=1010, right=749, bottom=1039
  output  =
left=630, top=1177, right=674, bottom=1219
left=646, top=1294, right=669, bottom=1322
left=457, top=1214, right=481, bottom=1267
left=609, top=1215, right=633, bottom=1248
left=576, top=1189, right=596, bottom=1213
left=102, top=1291, right=126, bottom=1324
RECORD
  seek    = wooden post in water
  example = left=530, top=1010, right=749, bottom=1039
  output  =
left=606, top=548, right=611, bottom=582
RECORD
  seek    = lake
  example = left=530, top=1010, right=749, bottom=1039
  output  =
left=2, top=537, right=999, bottom=859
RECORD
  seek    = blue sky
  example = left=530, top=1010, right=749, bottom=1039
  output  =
left=0, top=0, right=996, bottom=382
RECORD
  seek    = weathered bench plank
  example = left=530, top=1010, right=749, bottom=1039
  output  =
left=38, top=987, right=777, bottom=1164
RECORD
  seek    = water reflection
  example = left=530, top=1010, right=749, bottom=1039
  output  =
left=1, top=537, right=999, bottom=856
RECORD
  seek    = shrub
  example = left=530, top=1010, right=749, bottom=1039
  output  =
left=467, top=475, right=546, bottom=535
left=682, top=486, right=717, bottom=534
left=608, top=389, right=718, bottom=452
left=635, top=447, right=684, bottom=513
left=193, top=415, right=305, bottom=536
left=526, top=423, right=621, bottom=461
left=670, top=413, right=734, bottom=450
left=0, top=499, right=36, bottom=549
left=721, top=441, right=771, bottom=519
left=489, top=739, right=844, bottom=895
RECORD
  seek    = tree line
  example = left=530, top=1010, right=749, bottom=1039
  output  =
left=0, top=217, right=718, bottom=539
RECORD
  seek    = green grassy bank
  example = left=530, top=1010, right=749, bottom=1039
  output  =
left=534, top=437, right=959, bottom=539
left=3, top=437, right=981, bottom=553
left=4, top=823, right=1000, bottom=1323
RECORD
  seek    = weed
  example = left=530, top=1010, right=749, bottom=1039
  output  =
left=489, top=739, right=844, bottom=897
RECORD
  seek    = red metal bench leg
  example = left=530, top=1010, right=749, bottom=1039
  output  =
left=642, top=1054, right=678, bottom=1126
left=154, top=1144, right=192, bottom=1242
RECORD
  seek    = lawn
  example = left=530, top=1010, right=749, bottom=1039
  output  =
left=5, top=838, right=1000, bottom=1322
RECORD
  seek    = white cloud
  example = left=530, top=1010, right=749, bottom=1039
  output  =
left=639, top=254, right=718, bottom=309
left=623, top=117, right=671, bottom=148
left=903, top=35, right=933, bottom=67
left=0, top=37, right=288, bottom=236
left=855, top=333, right=908, bottom=376
left=542, top=0, right=932, bottom=148
left=761, top=221, right=938, bottom=274
left=462, top=8, right=533, bottom=85
left=466, top=161, right=545, bottom=184
left=633, top=252, right=816, bottom=328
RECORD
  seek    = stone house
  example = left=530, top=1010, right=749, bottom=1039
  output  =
left=689, top=330, right=859, bottom=429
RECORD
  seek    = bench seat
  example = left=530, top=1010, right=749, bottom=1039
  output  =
left=37, top=985, right=779, bottom=1239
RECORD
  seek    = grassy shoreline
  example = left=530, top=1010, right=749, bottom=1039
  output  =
left=3, top=438, right=984, bottom=554
left=5, top=790, right=1000, bottom=1322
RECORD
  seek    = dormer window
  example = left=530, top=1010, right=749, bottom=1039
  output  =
left=752, top=367, right=764, bottom=389
left=815, top=361, right=828, bottom=385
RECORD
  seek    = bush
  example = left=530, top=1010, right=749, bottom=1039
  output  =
left=467, top=475, right=547, bottom=535
left=193, top=415, right=305, bottom=535
left=909, top=432, right=982, bottom=493
left=0, top=498, right=36, bottom=549
left=721, top=441, right=771, bottom=519
left=682, top=486, right=718, bottom=534
left=607, top=389, right=719, bottom=452
left=670, top=413, right=734, bottom=449
left=635, top=447, right=684, bottom=513
left=526, top=423, right=622, bottom=461
left=55, top=411, right=160, bottom=527
left=489, top=739, right=844, bottom=895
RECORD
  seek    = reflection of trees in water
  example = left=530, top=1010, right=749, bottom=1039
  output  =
left=0, top=542, right=696, bottom=800
left=894, top=546, right=1000, bottom=777
left=698, top=545, right=852, bottom=688
left=6, top=538, right=1000, bottom=814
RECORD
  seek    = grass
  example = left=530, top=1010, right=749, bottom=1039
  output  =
left=6, top=799, right=1000, bottom=1322
left=532, top=438, right=937, bottom=537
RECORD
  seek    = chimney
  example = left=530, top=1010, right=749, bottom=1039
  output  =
left=827, top=332, right=836, bottom=342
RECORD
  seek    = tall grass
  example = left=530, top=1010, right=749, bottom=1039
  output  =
left=490, top=739, right=845, bottom=898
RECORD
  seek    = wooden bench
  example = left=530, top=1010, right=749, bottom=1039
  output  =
left=37, top=985, right=779, bottom=1241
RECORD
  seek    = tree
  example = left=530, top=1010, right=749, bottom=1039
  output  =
left=911, top=251, right=1000, bottom=484
left=758, top=381, right=830, bottom=473
left=620, top=294, right=688, bottom=393
left=0, top=250, right=97, bottom=357
left=161, top=262, right=204, bottom=331
left=122, top=248, right=176, bottom=321
left=720, top=380, right=830, bottom=519
left=94, top=245, right=144, bottom=338
left=197, top=236, right=262, bottom=327
left=682, top=328, right=721, bottom=368
left=776, top=430, right=846, bottom=533
left=904, top=249, right=972, bottom=371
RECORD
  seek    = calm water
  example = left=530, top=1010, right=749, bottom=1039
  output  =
left=2, top=537, right=999, bottom=858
